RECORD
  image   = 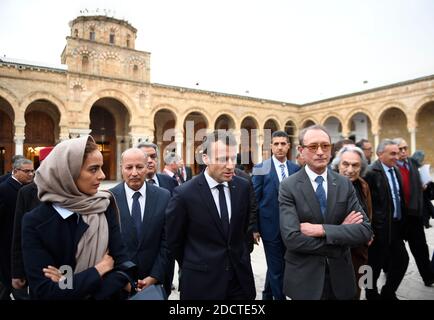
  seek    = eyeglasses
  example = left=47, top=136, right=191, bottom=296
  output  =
left=16, top=168, right=35, bottom=174
left=399, top=146, right=408, bottom=151
left=302, top=143, right=332, bottom=152
left=147, top=153, right=158, bottom=159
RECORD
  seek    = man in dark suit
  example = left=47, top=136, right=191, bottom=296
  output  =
left=177, top=158, right=192, bottom=182
left=364, top=139, right=410, bottom=300
left=0, top=158, right=34, bottom=300
left=137, top=142, right=177, bottom=195
left=166, top=130, right=256, bottom=300
left=394, top=138, right=434, bottom=287
left=11, top=147, right=53, bottom=298
left=252, top=130, right=299, bottom=300
left=110, top=148, right=171, bottom=296
left=279, top=125, right=372, bottom=300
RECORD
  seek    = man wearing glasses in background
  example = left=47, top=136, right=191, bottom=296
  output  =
left=0, top=158, right=34, bottom=300
left=279, top=125, right=372, bottom=300
left=356, top=139, right=373, bottom=165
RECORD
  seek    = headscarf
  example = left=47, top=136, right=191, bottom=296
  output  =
left=34, top=136, right=110, bottom=273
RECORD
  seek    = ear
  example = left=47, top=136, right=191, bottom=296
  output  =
left=202, top=153, right=209, bottom=166
left=297, top=145, right=303, bottom=154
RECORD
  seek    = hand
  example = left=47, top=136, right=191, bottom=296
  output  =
left=12, top=278, right=26, bottom=289
left=95, top=253, right=114, bottom=277
left=341, top=211, right=363, bottom=225
left=300, top=223, right=325, bottom=238
left=137, top=276, right=158, bottom=290
left=43, top=265, right=62, bottom=283
left=253, top=232, right=261, bottom=245
left=367, top=236, right=374, bottom=246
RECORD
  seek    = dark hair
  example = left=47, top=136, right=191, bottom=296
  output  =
left=201, top=130, right=237, bottom=155
left=271, top=130, right=289, bottom=142
left=83, top=138, right=99, bottom=163
left=298, top=125, right=331, bottom=146
left=332, top=139, right=355, bottom=155
left=355, top=139, right=370, bottom=149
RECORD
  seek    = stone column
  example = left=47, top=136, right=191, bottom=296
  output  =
left=409, top=128, right=417, bottom=155
left=14, top=135, right=25, bottom=156
left=116, top=136, right=125, bottom=181
left=175, top=131, right=184, bottom=159
left=373, top=132, right=379, bottom=161
left=255, top=129, right=263, bottom=164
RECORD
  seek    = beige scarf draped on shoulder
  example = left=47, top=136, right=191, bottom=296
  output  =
left=34, top=136, right=111, bottom=273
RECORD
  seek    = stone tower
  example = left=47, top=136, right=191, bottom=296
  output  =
left=61, top=15, right=150, bottom=82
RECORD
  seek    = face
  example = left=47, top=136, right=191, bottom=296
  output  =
left=378, top=144, right=399, bottom=168
left=271, top=136, right=290, bottom=162
left=13, top=163, right=34, bottom=185
left=298, top=129, right=331, bottom=175
left=362, top=142, right=373, bottom=160
left=121, top=149, right=147, bottom=191
left=203, top=140, right=236, bottom=183
left=397, top=140, right=409, bottom=161
left=75, top=150, right=105, bottom=195
left=338, top=151, right=362, bottom=182
left=141, top=146, right=158, bottom=177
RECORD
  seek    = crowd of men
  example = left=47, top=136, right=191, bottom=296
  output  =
left=0, top=125, right=433, bottom=300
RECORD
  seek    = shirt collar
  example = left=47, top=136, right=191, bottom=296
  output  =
left=124, top=182, right=147, bottom=200
left=204, top=168, right=229, bottom=189
left=381, top=162, right=394, bottom=172
left=52, top=203, right=76, bottom=220
left=272, top=155, right=287, bottom=166
left=305, top=165, right=328, bottom=184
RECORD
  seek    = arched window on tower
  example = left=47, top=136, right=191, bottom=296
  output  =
left=109, top=32, right=115, bottom=44
left=126, top=34, right=131, bottom=48
left=89, top=27, right=96, bottom=41
left=74, top=29, right=79, bottom=38
left=82, top=55, right=89, bottom=72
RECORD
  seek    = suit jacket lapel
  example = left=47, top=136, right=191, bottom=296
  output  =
left=299, top=168, right=324, bottom=222
left=115, top=184, right=139, bottom=246
left=140, top=184, right=158, bottom=244
left=326, top=171, right=337, bottom=224
left=197, top=173, right=226, bottom=240
left=270, top=159, right=280, bottom=190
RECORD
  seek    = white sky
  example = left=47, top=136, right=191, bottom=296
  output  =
left=1, top=0, right=434, bottom=104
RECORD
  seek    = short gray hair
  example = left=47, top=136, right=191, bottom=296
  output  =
left=376, top=139, right=398, bottom=154
left=13, top=158, right=33, bottom=170
left=392, top=137, right=406, bottom=146
left=331, top=146, right=368, bottom=177
left=164, top=152, right=180, bottom=165
left=136, top=142, right=158, bottom=152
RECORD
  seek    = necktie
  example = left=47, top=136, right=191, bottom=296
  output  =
left=148, top=178, right=155, bottom=184
left=132, top=192, right=142, bottom=238
left=315, top=176, right=327, bottom=217
left=388, top=168, right=402, bottom=220
left=216, top=184, right=230, bottom=238
left=280, top=163, right=286, bottom=180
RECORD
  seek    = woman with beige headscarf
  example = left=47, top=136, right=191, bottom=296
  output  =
left=22, top=136, right=133, bottom=299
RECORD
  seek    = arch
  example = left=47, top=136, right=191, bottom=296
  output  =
left=299, top=117, right=317, bottom=129
left=151, top=104, right=179, bottom=128
left=414, top=95, right=434, bottom=122
left=346, top=111, right=373, bottom=144
left=20, top=91, right=67, bottom=126
left=262, top=116, right=281, bottom=131
left=0, top=85, right=19, bottom=112
left=180, top=108, right=211, bottom=129
left=344, top=108, right=374, bottom=130
left=376, top=101, right=408, bottom=129
left=154, top=108, right=178, bottom=169
left=320, top=113, right=344, bottom=126
left=415, top=101, right=434, bottom=165
left=283, top=117, right=298, bottom=132
left=83, top=89, right=136, bottom=124
left=214, top=113, right=236, bottom=130
left=0, top=97, right=15, bottom=174
left=212, top=110, right=238, bottom=129
left=378, top=107, right=409, bottom=143
left=322, top=116, right=343, bottom=143
left=240, top=114, right=259, bottom=129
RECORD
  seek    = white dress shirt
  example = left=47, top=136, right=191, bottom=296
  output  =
left=305, top=165, right=328, bottom=197
left=204, top=169, right=232, bottom=220
left=272, top=155, right=289, bottom=183
left=124, top=182, right=147, bottom=220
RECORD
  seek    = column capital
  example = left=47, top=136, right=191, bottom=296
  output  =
left=69, top=128, right=91, bottom=139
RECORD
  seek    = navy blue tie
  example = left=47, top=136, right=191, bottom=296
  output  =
left=132, top=192, right=142, bottom=239
left=315, top=176, right=327, bottom=217
left=388, top=168, right=402, bottom=220
left=216, top=184, right=230, bottom=238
